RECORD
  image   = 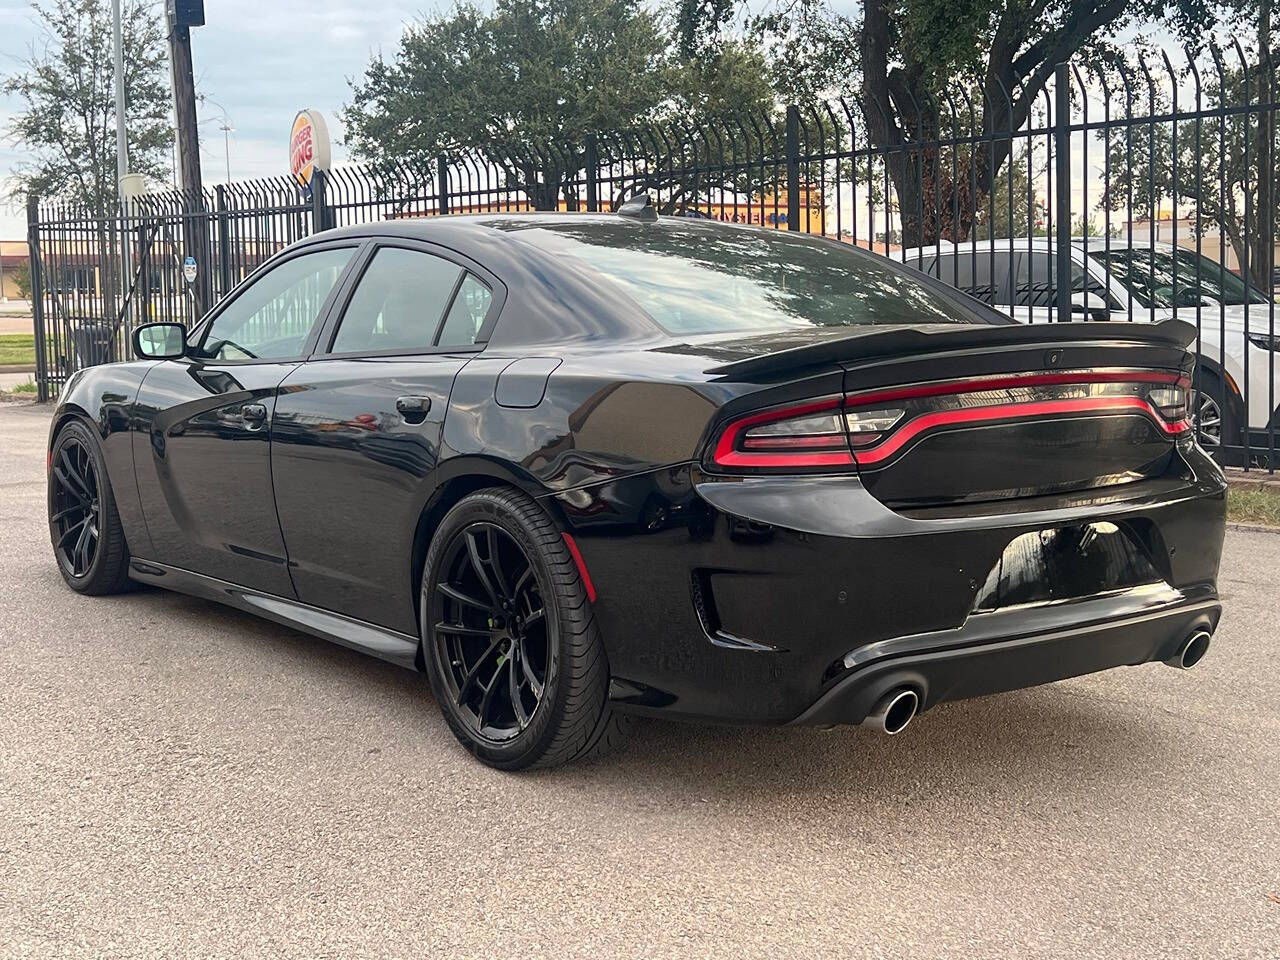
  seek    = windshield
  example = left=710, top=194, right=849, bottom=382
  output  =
left=1095, top=247, right=1273, bottom=308
left=502, top=220, right=991, bottom=335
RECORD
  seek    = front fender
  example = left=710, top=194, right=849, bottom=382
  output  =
left=49, top=360, right=157, bottom=556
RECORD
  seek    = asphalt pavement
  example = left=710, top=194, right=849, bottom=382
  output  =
left=1, top=401, right=1277, bottom=958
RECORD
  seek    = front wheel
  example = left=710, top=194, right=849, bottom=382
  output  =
left=1191, top=369, right=1243, bottom=451
left=48, top=420, right=133, bottom=595
left=421, top=488, right=627, bottom=769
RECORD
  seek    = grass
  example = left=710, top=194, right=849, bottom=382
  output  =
left=0, top=334, right=35, bottom=366
left=9, top=378, right=36, bottom=394
left=1227, top=488, right=1280, bottom=528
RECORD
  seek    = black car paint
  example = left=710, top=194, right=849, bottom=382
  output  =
left=49, top=214, right=1226, bottom=728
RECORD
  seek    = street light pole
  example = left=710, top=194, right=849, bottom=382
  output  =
left=111, top=0, right=129, bottom=200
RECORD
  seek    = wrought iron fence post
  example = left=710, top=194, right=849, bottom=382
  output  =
left=26, top=194, right=49, bottom=403
left=216, top=184, right=233, bottom=297
left=437, top=157, right=450, bottom=216
left=310, top=168, right=331, bottom=233
left=585, top=134, right=599, bottom=212
left=1053, top=62, right=1072, bottom=323
left=785, top=105, right=801, bottom=231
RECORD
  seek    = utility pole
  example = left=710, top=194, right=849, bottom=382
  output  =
left=165, top=1, right=209, bottom=315
left=166, top=1, right=205, bottom=197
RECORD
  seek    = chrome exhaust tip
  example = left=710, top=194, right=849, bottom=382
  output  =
left=1165, top=630, right=1212, bottom=670
left=863, top=688, right=920, bottom=735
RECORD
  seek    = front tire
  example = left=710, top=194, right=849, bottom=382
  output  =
left=421, top=488, right=625, bottom=770
left=48, top=420, right=133, bottom=595
left=1192, top=368, right=1243, bottom=451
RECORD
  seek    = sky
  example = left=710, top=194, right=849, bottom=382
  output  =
left=0, top=0, right=430, bottom=237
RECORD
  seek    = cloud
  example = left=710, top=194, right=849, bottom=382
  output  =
left=0, top=0, right=430, bottom=235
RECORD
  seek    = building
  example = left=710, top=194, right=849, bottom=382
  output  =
left=0, top=240, right=30, bottom=301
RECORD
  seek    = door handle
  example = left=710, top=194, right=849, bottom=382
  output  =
left=396, top=395, right=432, bottom=424
left=242, top=403, right=268, bottom=429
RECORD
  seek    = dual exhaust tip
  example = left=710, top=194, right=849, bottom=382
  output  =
left=863, top=687, right=920, bottom=736
left=1165, top=630, right=1212, bottom=670
left=862, top=629, right=1212, bottom=736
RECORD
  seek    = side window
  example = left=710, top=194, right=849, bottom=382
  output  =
left=1011, top=253, right=1109, bottom=308
left=200, top=247, right=353, bottom=360
left=930, top=254, right=1012, bottom=306
left=330, top=247, right=463, bottom=354
left=437, top=274, right=494, bottom=347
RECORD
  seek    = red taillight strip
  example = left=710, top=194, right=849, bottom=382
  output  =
left=712, top=396, right=853, bottom=468
left=561, top=532, right=597, bottom=604
left=852, top=396, right=1189, bottom=467
left=846, top=369, right=1188, bottom=409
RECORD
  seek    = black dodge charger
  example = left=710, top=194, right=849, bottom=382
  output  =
left=47, top=203, right=1226, bottom=769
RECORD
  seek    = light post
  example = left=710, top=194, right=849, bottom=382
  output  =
left=203, top=99, right=235, bottom=182
left=111, top=0, right=128, bottom=197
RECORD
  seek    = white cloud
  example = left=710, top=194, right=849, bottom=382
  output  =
left=0, top=0, right=429, bottom=236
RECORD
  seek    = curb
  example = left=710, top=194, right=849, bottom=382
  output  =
left=1226, top=521, right=1280, bottom=535
left=1223, top=468, right=1280, bottom=493
left=0, top=364, right=35, bottom=374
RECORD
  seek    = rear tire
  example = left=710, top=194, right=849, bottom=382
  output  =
left=48, top=420, right=133, bottom=595
left=421, top=488, right=626, bottom=770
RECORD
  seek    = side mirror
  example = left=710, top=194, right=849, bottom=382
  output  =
left=1070, top=291, right=1110, bottom=321
left=132, top=322, right=187, bottom=360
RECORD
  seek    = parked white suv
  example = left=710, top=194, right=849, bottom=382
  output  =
left=895, top=239, right=1279, bottom=451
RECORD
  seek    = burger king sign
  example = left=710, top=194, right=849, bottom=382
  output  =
left=289, top=109, right=331, bottom=194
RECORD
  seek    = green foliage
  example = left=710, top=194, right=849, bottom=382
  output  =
left=1100, top=32, right=1276, bottom=286
left=0, top=335, right=36, bottom=366
left=3, top=0, right=172, bottom=214
left=13, top=261, right=31, bottom=300
left=344, top=0, right=780, bottom=209
left=684, top=0, right=1251, bottom=246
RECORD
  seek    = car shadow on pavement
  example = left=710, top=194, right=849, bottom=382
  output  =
left=122, top=580, right=1192, bottom=807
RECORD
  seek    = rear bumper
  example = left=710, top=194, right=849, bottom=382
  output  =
left=551, top=443, right=1227, bottom=726
left=790, top=592, right=1220, bottom=726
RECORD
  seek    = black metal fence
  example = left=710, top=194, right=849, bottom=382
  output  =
left=27, top=44, right=1279, bottom=466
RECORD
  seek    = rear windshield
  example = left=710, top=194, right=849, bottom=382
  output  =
left=503, top=221, right=989, bottom=335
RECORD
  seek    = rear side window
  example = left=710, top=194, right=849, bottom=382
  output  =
left=330, top=247, right=463, bottom=354
left=437, top=274, right=493, bottom=347
left=934, top=253, right=1015, bottom=306
left=502, top=221, right=992, bottom=335
left=1012, top=253, right=1112, bottom=308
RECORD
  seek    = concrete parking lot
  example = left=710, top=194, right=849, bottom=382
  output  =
left=1, top=401, right=1277, bottom=958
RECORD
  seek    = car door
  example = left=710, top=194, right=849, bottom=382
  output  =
left=1008, top=250, right=1119, bottom=324
left=131, top=242, right=361, bottom=596
left=270, top=241, right=503, bottom=634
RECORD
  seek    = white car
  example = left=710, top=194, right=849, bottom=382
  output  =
left=894, top=239, right=1280, bottom=452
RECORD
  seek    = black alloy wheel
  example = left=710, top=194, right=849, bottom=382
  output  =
left=50, top=434, right=101, bottom=578
left=47, top=420, right=132, bottom=595
left=433, top=522, right=550, bottom=741
left=422, top=488, right=628, bottom=769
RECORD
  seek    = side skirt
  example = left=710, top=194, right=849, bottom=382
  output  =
left=128, top=559, right=420, bottom=669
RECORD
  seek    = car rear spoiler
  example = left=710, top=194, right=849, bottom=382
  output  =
left=705, top=319, right=1197, bottom=380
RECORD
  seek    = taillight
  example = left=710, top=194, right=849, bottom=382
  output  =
left=1147, top=385, right=1189, bottom=424
left=712, top=370, right=1191, bottom=472
left=844, top=408, right=905, bottom=447
left=713, top=397, right=854, bottom=468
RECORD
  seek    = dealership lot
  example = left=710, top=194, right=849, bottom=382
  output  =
left=1, top=402, right=1277, bottom=958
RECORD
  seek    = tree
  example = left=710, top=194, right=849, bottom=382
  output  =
left=343, top=0, right=778, bottom=210
left=13, top=261, right=32, bottom=299
left=4, top=0, right=172, bottom=214
left=680, top=0, right=1247, bottom=247
left=1100, top=14, right=1276, bottom=287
